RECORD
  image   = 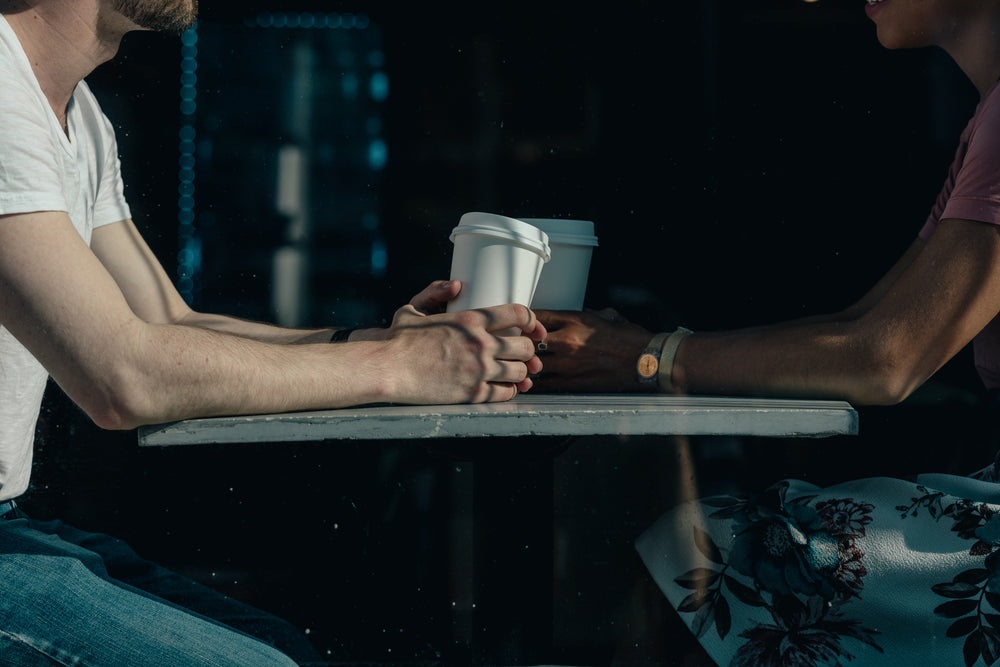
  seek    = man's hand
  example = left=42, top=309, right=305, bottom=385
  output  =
left=348, top=280, right=461, bottom=341
left=531, top=309, right=653, bottom=393
left=408, top=280, right=461, bottom=315
left=380, top=302, right=546, bottom=403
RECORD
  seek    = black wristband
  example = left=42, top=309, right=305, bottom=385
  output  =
left=329, top=328, right=356, bottom=343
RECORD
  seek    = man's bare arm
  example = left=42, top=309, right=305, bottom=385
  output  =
left=0, top=212, right=544, bottom=429
left=91, top=221, right=461, bottom=343
left=91, top=219, right=347, bottom=343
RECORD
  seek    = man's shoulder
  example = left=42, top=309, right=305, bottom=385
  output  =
left=0, top=67, right=40, bottom=110
left=0, top=65, right=50, bottom=141
left=0, top=31, right=44, bottom=119
left=0, top=15, right=33, bottom=88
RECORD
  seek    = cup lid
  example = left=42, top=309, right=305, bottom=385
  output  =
left=517, top=218, right=599, bottom=247
left=450, top=212, right=551, bottom=261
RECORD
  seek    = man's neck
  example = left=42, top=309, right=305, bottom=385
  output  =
left=1, top=0, right=126, bottom=129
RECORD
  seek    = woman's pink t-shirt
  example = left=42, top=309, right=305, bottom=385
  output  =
left=919, top=81, right=1000, bottom=389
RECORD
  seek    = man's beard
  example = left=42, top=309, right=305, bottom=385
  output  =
left=112, top=0, right=198, bottom=34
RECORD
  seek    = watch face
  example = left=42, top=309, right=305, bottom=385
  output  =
left=637, top=353, right=658, bottom=379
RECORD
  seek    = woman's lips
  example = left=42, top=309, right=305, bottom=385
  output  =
left=865, top=0, right=886, bottom=19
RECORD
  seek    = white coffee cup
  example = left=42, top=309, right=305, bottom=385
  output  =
left=518, top=218, right=598, bottom=310
left=447, top=212, right=551, bottom=316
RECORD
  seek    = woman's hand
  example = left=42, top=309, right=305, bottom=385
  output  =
left=531, top=308, right=654, bottom=393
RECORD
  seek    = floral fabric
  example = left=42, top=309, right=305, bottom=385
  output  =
left=636, top=474, right=1000, bottom=666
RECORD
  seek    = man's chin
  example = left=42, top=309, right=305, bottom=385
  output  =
left=114, top=0, right=198, bottom=35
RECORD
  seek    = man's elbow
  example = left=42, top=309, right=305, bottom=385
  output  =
left=83, top=392, right=145, bottom=431
left=73, top=370, right=157, bottom=431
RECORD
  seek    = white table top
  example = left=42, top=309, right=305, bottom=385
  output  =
left=137, top=394, right=858, bottom=447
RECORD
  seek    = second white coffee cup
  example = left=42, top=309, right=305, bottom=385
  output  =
left=518, top=218, right=598, bottom=310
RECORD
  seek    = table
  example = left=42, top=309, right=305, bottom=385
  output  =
left=137, top=394, right=858, bottom=446
left=137, top=395, right=857, bottom=663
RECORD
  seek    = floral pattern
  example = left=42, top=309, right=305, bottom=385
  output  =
left=901, top=486, right=1000, bottom=666
left=672, top=481, right=882, bottom=666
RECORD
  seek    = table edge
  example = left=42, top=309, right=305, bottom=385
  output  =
left=137, top=395, right=859, bottom=447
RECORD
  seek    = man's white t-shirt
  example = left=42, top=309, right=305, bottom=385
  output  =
left=0, top=14, right=131, bottom=501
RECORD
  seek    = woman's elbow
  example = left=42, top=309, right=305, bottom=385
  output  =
left=849, top=353, right=927, bottom=406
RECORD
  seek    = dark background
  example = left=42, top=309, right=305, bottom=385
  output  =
left=22, top=1, right=1000, bottom=665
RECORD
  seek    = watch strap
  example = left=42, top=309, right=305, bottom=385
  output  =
left=658, top=327, right=693, bottom=393
left=329, top=328, right=357, bottom=343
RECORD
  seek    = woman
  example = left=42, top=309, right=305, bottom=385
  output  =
left=535, top=1, right=1000, bottom=664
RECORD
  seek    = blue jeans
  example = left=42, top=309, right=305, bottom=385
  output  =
left=0, top=506, right=323, bottom=666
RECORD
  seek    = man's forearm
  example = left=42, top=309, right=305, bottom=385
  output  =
left=61, top=305, right=541, bottom=430
left=176, top=311, right=358, bottom=345
left=69, top=321, right=390, bottom=430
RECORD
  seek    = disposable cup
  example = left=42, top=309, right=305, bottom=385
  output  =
left=447, top=213, right=551, bottom=321
left=518, top=218, right=598, bottom=310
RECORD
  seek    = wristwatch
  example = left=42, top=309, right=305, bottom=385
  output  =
left=637, top=332, right=669, bottom=387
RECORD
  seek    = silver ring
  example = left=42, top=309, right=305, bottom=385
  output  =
left=536, top=340, right=549, bottom=352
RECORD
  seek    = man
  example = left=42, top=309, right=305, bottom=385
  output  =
left=0, top=0, right=543, bottom=663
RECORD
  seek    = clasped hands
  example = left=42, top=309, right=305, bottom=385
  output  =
left=348, top=281, right=653, bottom=402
